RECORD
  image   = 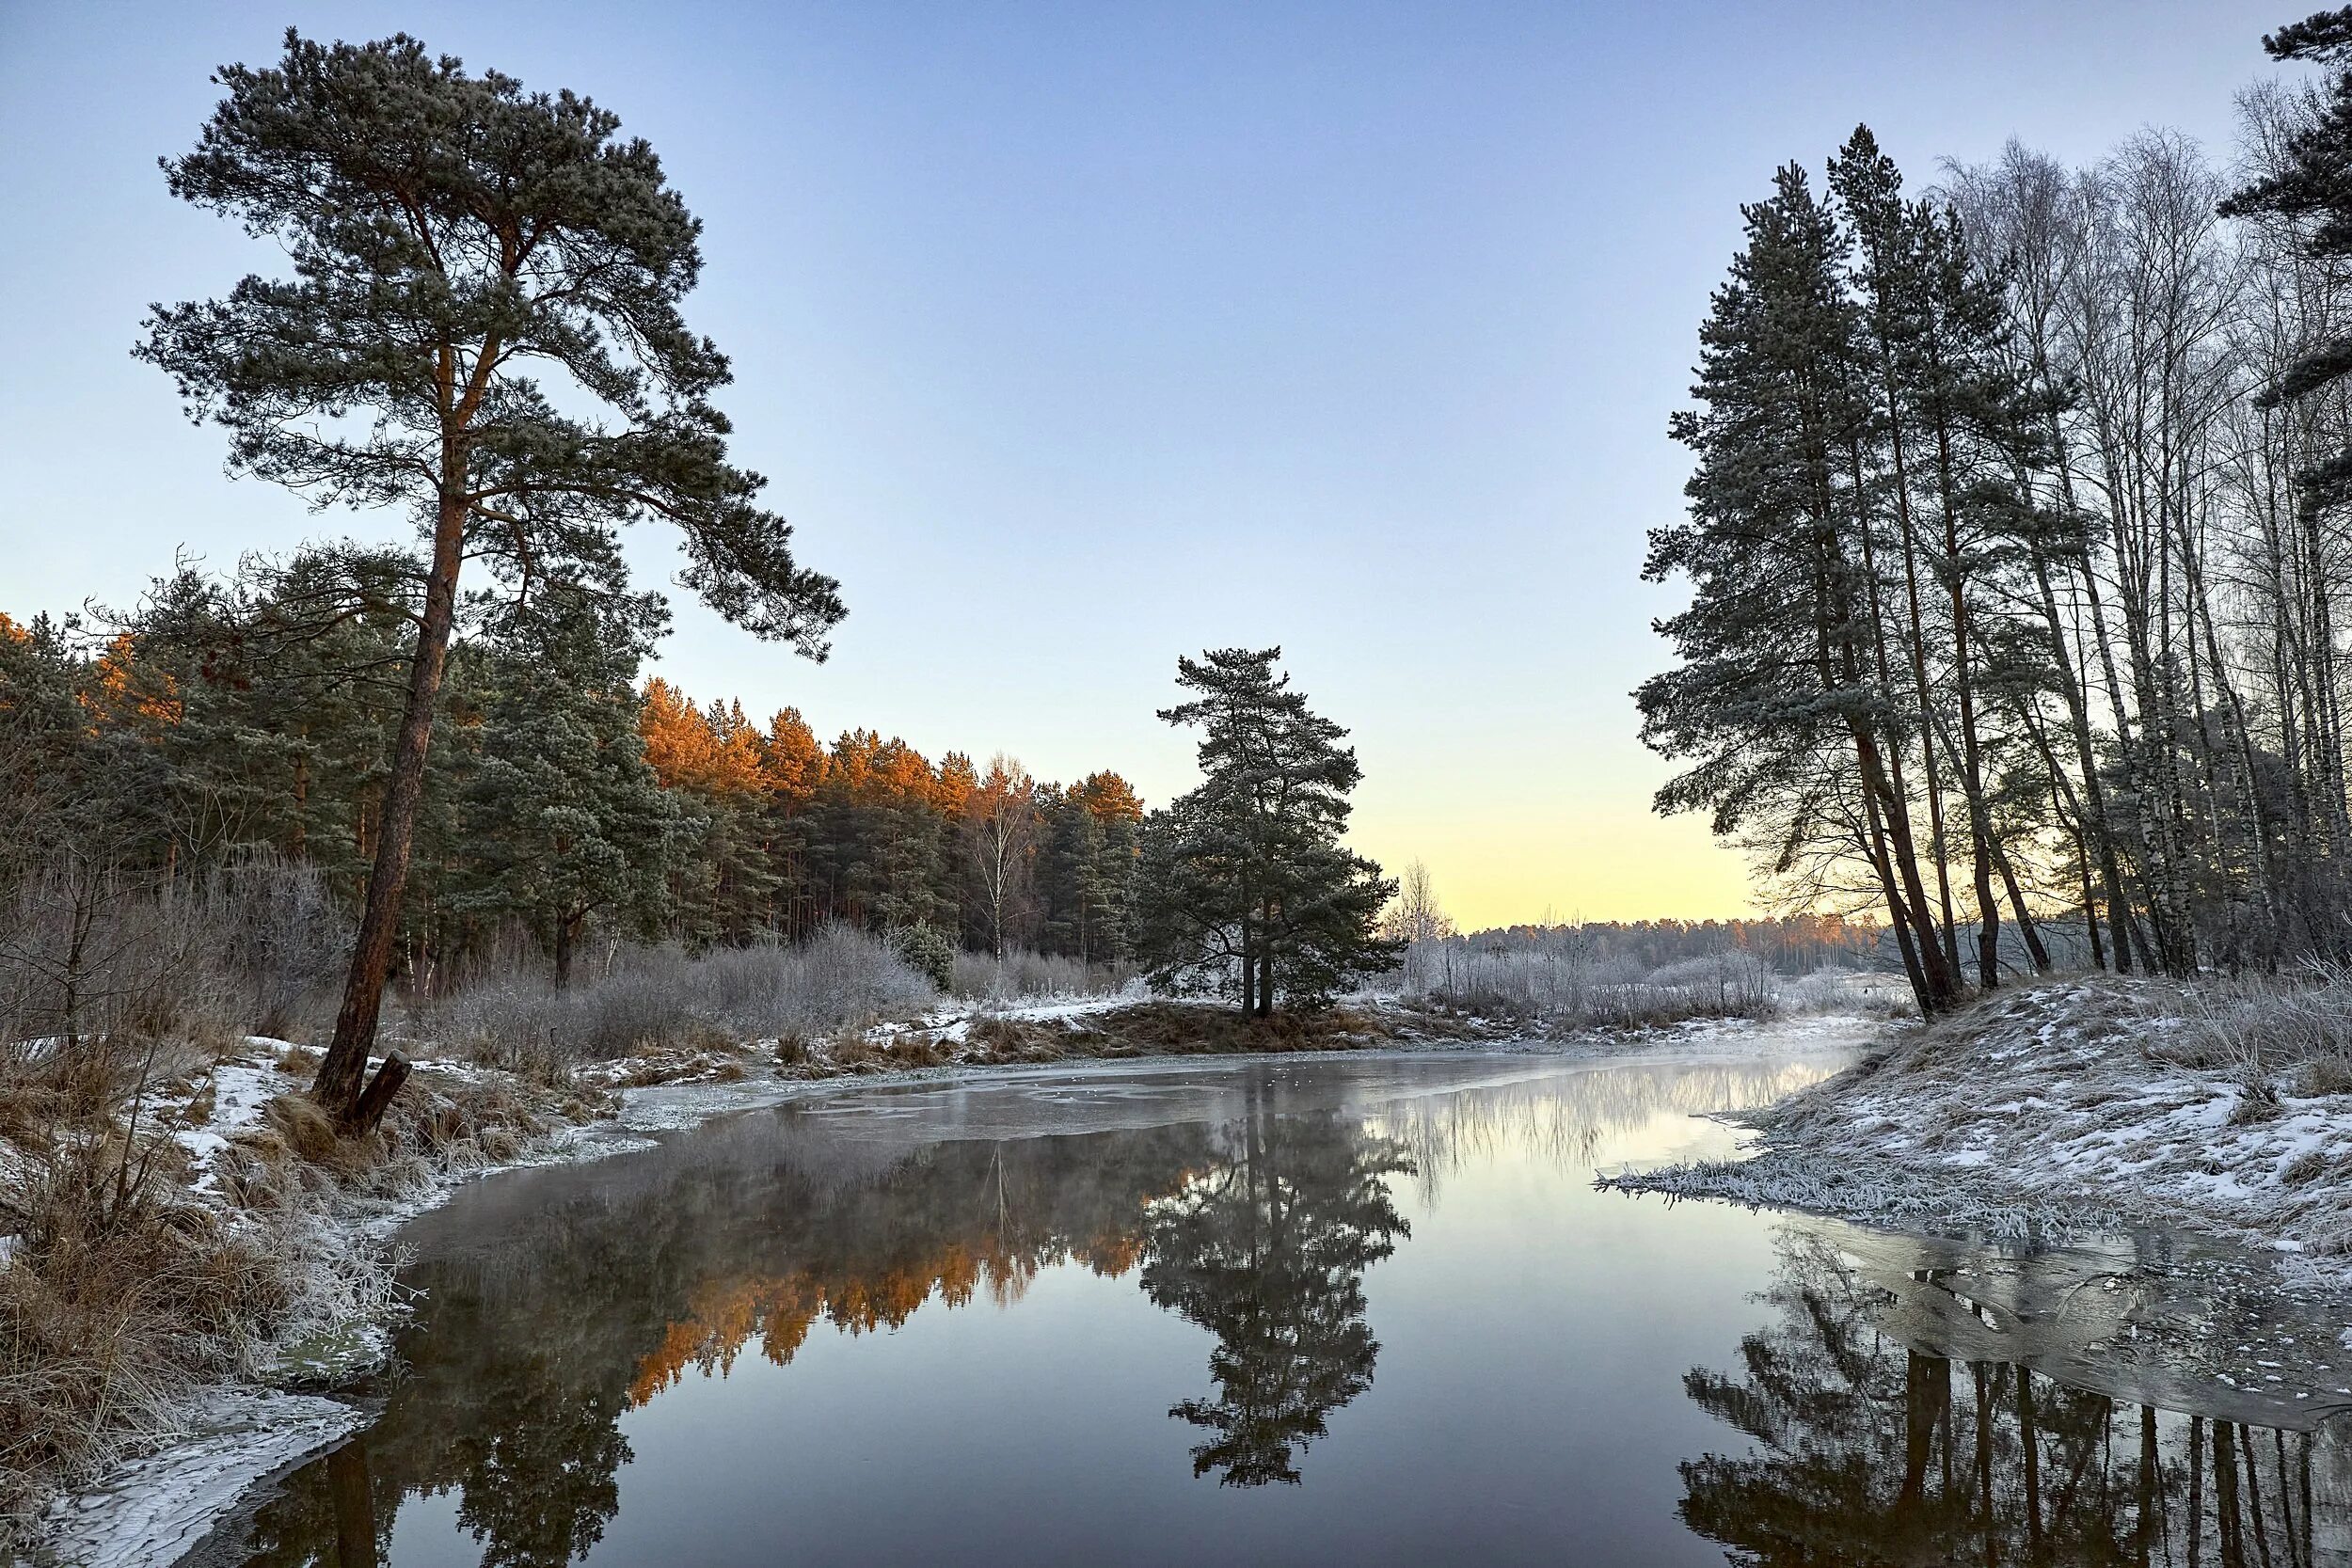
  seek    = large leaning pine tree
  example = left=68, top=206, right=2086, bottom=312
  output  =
left=1136, top=648, right=1397, bottom=1015
left=140, top=32, right=844, bottom=1129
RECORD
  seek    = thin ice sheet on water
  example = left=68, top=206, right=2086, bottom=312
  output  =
left=41, top=1388, right=362, bottom=1568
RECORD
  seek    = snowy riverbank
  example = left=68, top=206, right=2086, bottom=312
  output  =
left=1606, top=975, right=2352, bottom=1278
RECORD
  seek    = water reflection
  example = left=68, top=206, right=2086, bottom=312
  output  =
left=216, top=1082, right=1391, bottom=1564
left=1140, top=1089, right=1414, bottom=1485
left=1680, top=1224, right=2350, bottom=1565
left=190, top=1051, right=2352, bottom=1568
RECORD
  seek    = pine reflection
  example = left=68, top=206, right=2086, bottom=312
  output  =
left=1140, top=1093, right=1414, bottom=1486
left=1680, top=1226, right=2343, bottom=1565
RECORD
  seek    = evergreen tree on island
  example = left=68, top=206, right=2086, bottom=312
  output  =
left=138, top=31, right=843, bottom=1129
left=1134, top=648, right=1398, bottom=1015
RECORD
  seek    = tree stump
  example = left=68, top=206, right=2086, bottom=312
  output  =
left=349, top=1050, right=413, bottom=1135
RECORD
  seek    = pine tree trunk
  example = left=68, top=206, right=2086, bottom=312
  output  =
left=554, top=913, right=576, bottom=990
left=1848, top=434, right=1942, bottom=1007
left=1860, top=733, right=1960, bottom=1010
left=1874, top=313, right=1963, bottom=981
left=1865, top=786, right=1932, bottom=1012
left=1239, top=915, right=1255, bottom=1017
left=1923, top=365, right=2000, bottom=989
left=314, top=493, right=466, bottom=1126
left=1993, top=841, right=2051, bottom=973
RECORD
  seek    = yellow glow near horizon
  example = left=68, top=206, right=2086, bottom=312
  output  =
left=1351, top=804, right=1756, bottom=932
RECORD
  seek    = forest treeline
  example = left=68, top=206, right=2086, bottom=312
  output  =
left=1442, top=915, right=1883, bottom=976
left=1643, top=14, right=2352, bottom=1013
left=0, top=557, right=1144, bottom=1001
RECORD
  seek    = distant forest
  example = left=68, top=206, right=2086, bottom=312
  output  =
left=1442, top=915, right=1883, bottom=977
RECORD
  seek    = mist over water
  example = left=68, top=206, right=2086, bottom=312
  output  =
left=189, top=1047, right=2352, bottom=1567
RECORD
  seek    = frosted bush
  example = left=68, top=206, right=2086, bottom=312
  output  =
left=419, top=925, right=938, bottom=1069
left=949, top=947, right=1129, bottom=1002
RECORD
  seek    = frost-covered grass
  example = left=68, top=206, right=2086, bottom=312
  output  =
left=408, top=925, right=939, bottom=1077
left=1611, top=973, right=2352, bottom=1273
left=0, top=1037, right=610, bottom=1558
left=1391, top=941, right=1912, bottom=1032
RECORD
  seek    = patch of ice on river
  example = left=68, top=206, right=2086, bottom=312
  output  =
left=41, top=1387, right=361, bottom=1568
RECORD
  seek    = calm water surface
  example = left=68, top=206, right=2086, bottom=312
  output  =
left=190, top=1046, right=2352, bottom=1566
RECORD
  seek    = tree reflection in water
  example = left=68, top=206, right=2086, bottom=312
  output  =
left=218, top=1092, right=1411, bottom=1564
left=214, top=1064, right=2346, bottom=1568
left=1140, top=1089, right=1414, bottom=1485
left=1680, top=1226, right=2344, bottom=1566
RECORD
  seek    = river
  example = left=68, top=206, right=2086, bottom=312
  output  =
left=174, top=1037, right=2352, bottom=1566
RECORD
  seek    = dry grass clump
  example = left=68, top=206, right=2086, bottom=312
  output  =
left=2171, top=960, right=2352, bottom=1082
left=0, top=1187, right=288, bottom=1533
left=216, top=1068, right=607, bottom=1217
left=2296, top=1055, right=2352, bottom=1097
left=0, top=1054, right=292, bottom=1540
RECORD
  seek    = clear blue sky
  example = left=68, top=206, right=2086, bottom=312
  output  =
left=0, top=0, right=2289, bottom=925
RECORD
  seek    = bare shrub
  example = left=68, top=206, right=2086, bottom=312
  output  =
left=423, top=960, right=720, bottom=1076
left=949, top=946, right=1131, bottom=1003
left=0, top=861, right=236, bottom=1052
left=1643, top=952, right=1779, bottom=1019
left=413, top=925, right=938, bottom=1071
left=0, top=852, right=348, bottom=1056
left=1398, top=936, right=1787, bottom=1027
left=710, top=925, right=937, bottom=1037
left=206, top=852, right=346, bottom=1039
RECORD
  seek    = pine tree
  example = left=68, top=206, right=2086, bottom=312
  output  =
left=1135, top=649, right=1398, bottom=1014
left=449, top=592, right=675, bottom=985
left=1639, top=165, right=1962, bottom=1015
left=2226, top=7, right=2352, bottom=455
left=138, top=30, right=844, bottom=1129
left=1040, top=772, right=1142, bottom=964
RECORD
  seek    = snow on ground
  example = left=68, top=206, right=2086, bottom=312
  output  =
left=1610, top=976, right=2352, bottom=1278
left=167, top=1049, right=291, bottom=1194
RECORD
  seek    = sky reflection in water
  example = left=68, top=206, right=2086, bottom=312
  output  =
left=198, top=1049, right=2352, bottom=1567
